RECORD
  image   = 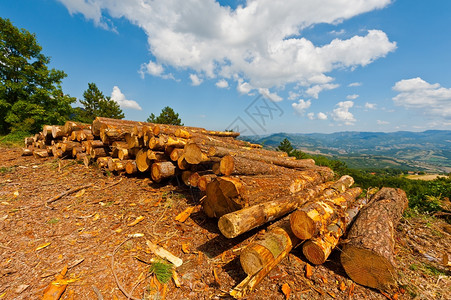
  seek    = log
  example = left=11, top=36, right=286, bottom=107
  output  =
left=90, top=147, right=109, bottom=159
left=63, top=121, right=90, bottom=135
left=218, top=175, right=354, bottom=239
left=290, top=187, right=362, bottom=240
left=125, top=161, right=138, bottom=175
left=99, top=123, right=134, bottom=144
left=92, top=117, right=146, bottom=136
left=219, top=155, right=310, bottom=176
left=147, top=150, right=166, bottom=161
left=96, top=157, right=109, bottom=168
left=198, top=174, right=216, bottom=192
left=183, top=143, right=209, bottom=164
left=113, top=160, right=129, bottom=172
left=42, top=125, right=53, bottom=139
left=60, top=141, right=81, bottom=153
left=209, top=146, right=315, bottom=170
left=72, top=146, right=83, bottom=158
left=22, top=148, right=33, bottom=156
left=340, top=187, right=408, bottom=291
left=181, top=171, right=192, bottom=186
left=203, top=168, right=334, bottom=218
left=83, top=155, right=92, bottom=167
left=302, top=195, right=369, bottom=265
left=75, top=152, right=87, bottom=162
left=240, top=219, right=299, bottom=276
left=151, top=161, right=176, bottom=182
left=135, top=149, right=151, bottom=172
left=169, top=148, right=184, bottom=161
left=33, top=149, right=49, bottom=158
left=108, top=158, right=121, bottom=172
left=51, top=125, right=65, bottom=139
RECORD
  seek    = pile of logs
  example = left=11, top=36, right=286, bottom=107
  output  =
left=23, top=117, right=408, bottom=298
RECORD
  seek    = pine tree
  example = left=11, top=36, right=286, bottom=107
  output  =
left=147, top=106, right=183, bottom=125
left=277, top=138, right=294, bottom=156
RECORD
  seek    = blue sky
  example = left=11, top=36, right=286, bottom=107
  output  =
left=1, top=0, right=451, bottom=135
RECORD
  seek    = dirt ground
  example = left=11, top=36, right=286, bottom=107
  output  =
left=0, top=146, right=450, bottom=299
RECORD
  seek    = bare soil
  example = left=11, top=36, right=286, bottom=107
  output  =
left=0, top=146, right=450, bottom=299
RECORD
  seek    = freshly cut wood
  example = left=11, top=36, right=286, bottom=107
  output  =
left=218, top=175, right=354, bottom=239
left=83, top=155, right=92, bottom=167
left=125, top=161, right=138, bottom=175
left=73, top=129, right=94, bottom=141
left=108, top=158, right=121, bottom=172
left=209, top=146, right=315, bottom=170
left=85, top=140, right=104, bottom=154
left=203, top=169, right=334, bottom=218
left=113, top=160, right=129, bottom=172
left=187, top=172, right=201, bottom=187
left=135, top=149, right=151, bottom=172
left=25, top=136, right=34, bottom=146
left=60, top=141, right=80, bottom=153
left=170, top=148, right=184, bottom=161
left=302, top=195, right=368, bottom=265
left=290, top=187, right=362, bottom=240
left=151, top=161, right=176, bottom=182
left=90, top=147, right=108, bottom=159
left=198, top=174, right=216, bottom=191
left=125, top=132, right=143, bottom=148
left=181, top=171, right=192, bottom=186
left=159, top=135, right=188, bottom=148
left=340, top=187, right=408, bottom=291
left=51, top=125, right=65, bottom=139
left=219, top=155, right=311, bottom=176
left=75, top=152, right=87, bottom=162
left=63, top=121, right=90, bottom=135
left=42, top=125, right=53, bottom=139
left=92, top=117, right=146, bottom=136
left=72, top=146, right=83, bottom=158
left=33, top=149, right=49, bottom=158
left=147, top=150, right=166, bottom=161
left=117, top=148, right=130, bottom=160
left=240, top=219, right=299, bottom=276
left=177, top=155, right=190, bottom=170
left=99, top=123, right=134, bottom=144
left=183, top=143, right=209, bottom=164
left=22, top=148, right=33, bottom=156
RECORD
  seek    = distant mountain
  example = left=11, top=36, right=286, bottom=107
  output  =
left=243, top=130, right=451, bottom=173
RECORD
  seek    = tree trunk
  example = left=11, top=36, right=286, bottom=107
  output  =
left=96, top=157, right=109, bottom=168
left=340, top=187, right=408, bottom=291
left=151, top=161, right=176, bottom=182
left=290, top=187, right=362, bottom=240
left=217, top=175, right=354, bottom=239
left=51, top=125, right=65, bottom=139
left=169, top=148, right=184, bottom=161
left=125, top=161, right=138, bottom=175
left=302, top=195, right=369, bottom=265
left=209, top=146, right=315, bottom=170
left=135, top=149, right=151, bottom=172
left=90, top=147, right=109, bottom=159
left=203, top=169, right=333, bottom=218
left=198, top=174, right=216, bottom=191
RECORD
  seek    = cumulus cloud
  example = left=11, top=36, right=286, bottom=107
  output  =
left=365, top=102, right=377, bottom=109
left=307, top=112, right=315, bottom=120
left=332, top=101, right=356, bottom=125
left=237, top=79, right=253, bottom=94
left=110, top=86, right=142, bottom=110
left=347, top=94, right=359, bottom=100
left=189, top=74, right=203, bottom=86
left=258, top=88, right=283, bottom=102
left=392, top=77, right=451, bottom=119
left=317, top=112, right=328, bottom=120
left=58, top=0, right=395, bottom=95
left=215, top=79, right=229, bottom=88
left=348, top=82, right=362, bottom=87
left=292, top=99, right=311, bottom=115
left=306, top=83, right=340, bottom=99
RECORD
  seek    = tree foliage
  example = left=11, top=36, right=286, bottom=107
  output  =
left=0, top=18, right=75, bottom=134
left=73, top=83, right=124, bottom=123
left=277, top=138, right=294, bottom=156
left=147, top=106, right=183, bottom=125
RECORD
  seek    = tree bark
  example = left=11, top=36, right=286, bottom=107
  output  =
left=90, top=147, right=109, bottom=159
left=302, top=195, right=369, bottom=265
left=340, top=187, right=408, bottom=291
left=290, top=187, right=362, bottom=240
left=151, top=161, right=176, bottom=182
left=203, top=169, right=333, bottom=218
left=218, top=175, right=354, bottom=238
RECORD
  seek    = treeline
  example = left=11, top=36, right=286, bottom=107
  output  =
left=277, top=138, right=451, bottom=216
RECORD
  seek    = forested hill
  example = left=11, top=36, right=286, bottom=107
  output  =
left=243, top=130, right=451, bottom=172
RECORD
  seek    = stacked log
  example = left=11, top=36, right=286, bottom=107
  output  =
left=23, top=117, right=408, bottom=299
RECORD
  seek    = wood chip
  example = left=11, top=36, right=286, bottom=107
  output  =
left=305, top=263, right=313, bottom=279
left=281, top=283, right=291, bottom=299
left=146, top=240, right=183, bottom=267
left=127, top=216, right=144, bottom=227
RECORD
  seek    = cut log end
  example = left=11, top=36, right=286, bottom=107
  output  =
left=240, top=244, right=273, bottom=276
left=217, top=215, right=238, bottom=239
left=290, top=211, right=315, bottom=240
left=302, top=240, right=327, bottom=265
left=341, top=246, right=397, bottom=290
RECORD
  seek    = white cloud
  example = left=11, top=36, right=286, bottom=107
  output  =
left=347, top=94, right=359, bottom=100
left=140, top=61, right=164, bottom=77
left=58, top=0, right=395, bottom=95
left=307, top=112, right=315, bottom=120
left=332, top=101, right=356, bottom=125
left=237, top=79, right=253, bottom=94
left=377, top=120, right=389, bottom=125
left=215, top=79, right=229, bottom=88
left=392, top=77, right=451, bottom=119
left=317, top=112, right=328, bottom=120
left=110, top=86, right=142, bottom=110
left=306, top=83, right=339, bottom=99
left=288, top=91, right=300, bottom=101
left=292, top=99, right=311, bottom=115
left=258, top=88, right=283, bottom=102
left=365, top=102, right=377, bottom=109
left=189, top=74, right=203, bottom=86
left=330, top=29, right=346, bottom=36
left=348, top=82, right=362, bottom=87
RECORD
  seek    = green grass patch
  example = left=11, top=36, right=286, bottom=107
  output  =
left=0, top=166, right=16, bottom=174
left=149, top=260, right=173, bottom=284
left=0, top=131, right=31, bottom=147
left=47, top=218, right=60, bottom=224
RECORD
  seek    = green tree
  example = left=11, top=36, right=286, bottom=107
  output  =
left=277, top=138, right=294, bottom=156
left=147, top=106, right=183, bottom=125
left=74, top=83, right=124, bottom=123
left=0, top=18, right=75, bottom=134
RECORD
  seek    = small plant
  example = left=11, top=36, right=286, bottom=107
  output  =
left=149, top=259, right=173, bottom=284
left=47, top=218, right=60, bottom=224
